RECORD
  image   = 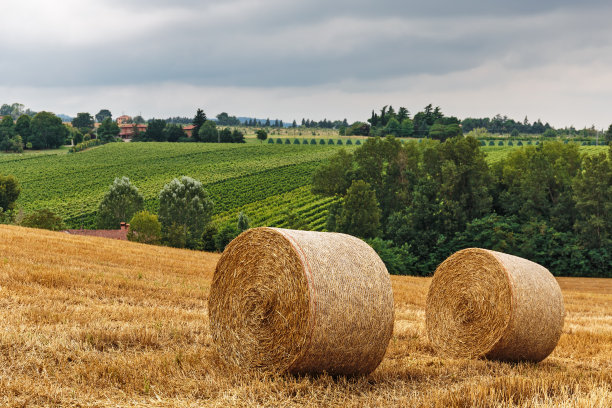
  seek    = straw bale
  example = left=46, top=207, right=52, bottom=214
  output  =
left=426, top=248, right=565, bottom=362
left=208, top=227, right=394, bottom=376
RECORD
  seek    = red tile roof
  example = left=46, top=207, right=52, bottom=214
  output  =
left=64, top=223, right=129, bottom=241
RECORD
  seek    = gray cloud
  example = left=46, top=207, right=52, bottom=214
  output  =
left=1, top=0, right=612, bottom=127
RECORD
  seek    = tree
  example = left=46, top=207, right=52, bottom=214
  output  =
left=231, top=129, right=245, bottom=143
left=219, top=127, right=233, bottom=143
left=140, top=119, right=165, bottom=141
left=199, top=120, right=218, bottom=142
left=165, top=124, right=185, bottom=142
left=95, top=109, right=112, bottom=123
left=216, top=112, right=240, bottom=126
left=29, top=111, right=67, bottom=149
left=605, top=124, right=612, bottom=145
left=312, top=149, right=353, bottom=196
left=337, top=180, right=381, bottom=238
left=20, top=209, right=64, bottom=231
left=573, top=153, right=612, bottom=249
left=192, top=108, right=207, bottom=140
left=133, top=115, right=145, bottom=124
left=97, top=117, right=120, bottom=142
left=158, top=176, right=214, bottom=249
left=72, top=112, right=94, bottom=131
left=256, top=128, right=268, bottom=143
left=15, top=114, right=31, bottom=143
left=97, top=177, right=144, bottom=229
left=237, top=212, right=250, bottom=232
left=0, top=116, right=17, bottom=151
left=0, top=174, right=20, bottom=212
left=127, top=210, right=162, bottom=244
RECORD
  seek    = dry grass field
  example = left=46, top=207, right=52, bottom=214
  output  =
left=0, top=225, right=610, bottom=407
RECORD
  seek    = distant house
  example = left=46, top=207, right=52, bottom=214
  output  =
left=116, top=115, right=132, bottom=125
left=183, top=125, right=196, bottom=137
left=119, top=124, right=147, bottom=139
left=65, top=222, right=130, bottom=241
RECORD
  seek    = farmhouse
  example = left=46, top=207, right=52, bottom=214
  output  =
left=118, top=124, right=147, bottom=139
left=64, top=222, right=129, bottom=241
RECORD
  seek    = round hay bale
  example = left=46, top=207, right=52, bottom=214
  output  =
left=209, top=227, right=394, bottom=375
left=426, top=248, right=565, bottom=362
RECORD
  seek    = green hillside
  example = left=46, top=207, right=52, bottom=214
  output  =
left=2, top=142, right=351, bottom=229
left=1, top=141, right=606, bottom=231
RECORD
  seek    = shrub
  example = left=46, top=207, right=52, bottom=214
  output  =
left=268, top=138, right=274, bottom=144
left=97, top=177, right=144, bottom=229
left=127, top=210, right=162, bottom=244
left=517, top=141, right=523, bottom=146
left=498, top=141, right=504, bottom=146
left=214, top=223, right=240, bottom=251
left=200, top=223, right=218, bottom=251
left=310, top=139, right=317, bottom=145
left=337, top=139, right=343, bottom=145
left=293, top=139, right=300, bottom=144
left=489, top=140, right=495, bottom=146
left=508, top=140, right=514, bottom=146
left=319, top=139, right=325, bottom=145
left=20, top=209, right=64, bottom=231
left=302, top=139, right=309, bottom=144
left=276, top=138, right=282, bottom=144
left=158, top=176, right=213, bottom=249
left=328, top=139, right=334, bottom=145
left=355, top=140, right=362, bottom=145
left=346, top=139, right=353, bottom=145
left=481, top=140, right=486, bottom=146
left=284, top=138, right=291, bottom=144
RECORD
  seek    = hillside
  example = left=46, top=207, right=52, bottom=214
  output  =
left=1, top=142, right=351, bottom=230
left=1, top=141, right=606, bottom=232
left=0, top=225, right=610, bottom=407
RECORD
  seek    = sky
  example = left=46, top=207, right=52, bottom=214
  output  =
left=1, top=0, right=612, bottom=128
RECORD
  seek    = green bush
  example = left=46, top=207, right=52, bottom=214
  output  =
left=488, top=140, right=495, bottom=146
left=355, top=139, right=362, bottom=145
left=517, top=141, right=523, bottom=146
left=498, top=140, right=504, bottom=146
left=293, top=139, right=300, bottom=144
left=336, top=139, right=343, bottom=145
left=284, top=138, right=291, bottom=144
left=508, top=140, right=513, bottom=146
left=267, top=138, right=274, bottom=144
left=319, top=139, right=325, bottom=145
left=127, top=210, right=162, bottom=245
left=346, top=139, right=353, bottom=145
left=20, top=209, right=64, bottom=231
left=276, top=138, right=282, bottom=144
left=97, top=177, right=144, bottom=229
left=327, top=139, right=334, bottom=145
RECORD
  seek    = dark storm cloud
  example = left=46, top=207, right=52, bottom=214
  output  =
left=2, top=0, right=611, bottom=88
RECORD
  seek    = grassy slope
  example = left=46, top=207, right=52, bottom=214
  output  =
left=2, top=142, right=351, bottom=229
left=1, top=142, right=606, bottom=230
left=0, top=225, right=610, bottom=407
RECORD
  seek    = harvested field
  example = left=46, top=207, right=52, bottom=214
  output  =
left=0, top=225, right=610, bottom=407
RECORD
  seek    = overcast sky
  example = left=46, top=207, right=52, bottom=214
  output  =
left=1, top=0, right=612, bottom=128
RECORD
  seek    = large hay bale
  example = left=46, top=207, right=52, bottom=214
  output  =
left=209, top=227, right=394, bottom=375
left=426, top=248, right=565, bottom=362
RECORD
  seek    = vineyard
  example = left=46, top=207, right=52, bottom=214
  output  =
left=1, top=141, right=607, bottom=231
left=2, top=142, right=351, bottom=229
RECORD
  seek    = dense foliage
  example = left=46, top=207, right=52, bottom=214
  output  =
left=97, top=177, right=144, bottom=229
left=313, top=137, right=612, bottom=277
left=158, top=176, right=214, bottom=249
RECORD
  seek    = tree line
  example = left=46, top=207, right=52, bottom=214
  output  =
left=312, top=136, right=612, bottom=277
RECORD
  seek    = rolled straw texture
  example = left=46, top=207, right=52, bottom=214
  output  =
left=208, top=227, right=394, bottom=376
left=426, top=248, right=565, bottom=362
